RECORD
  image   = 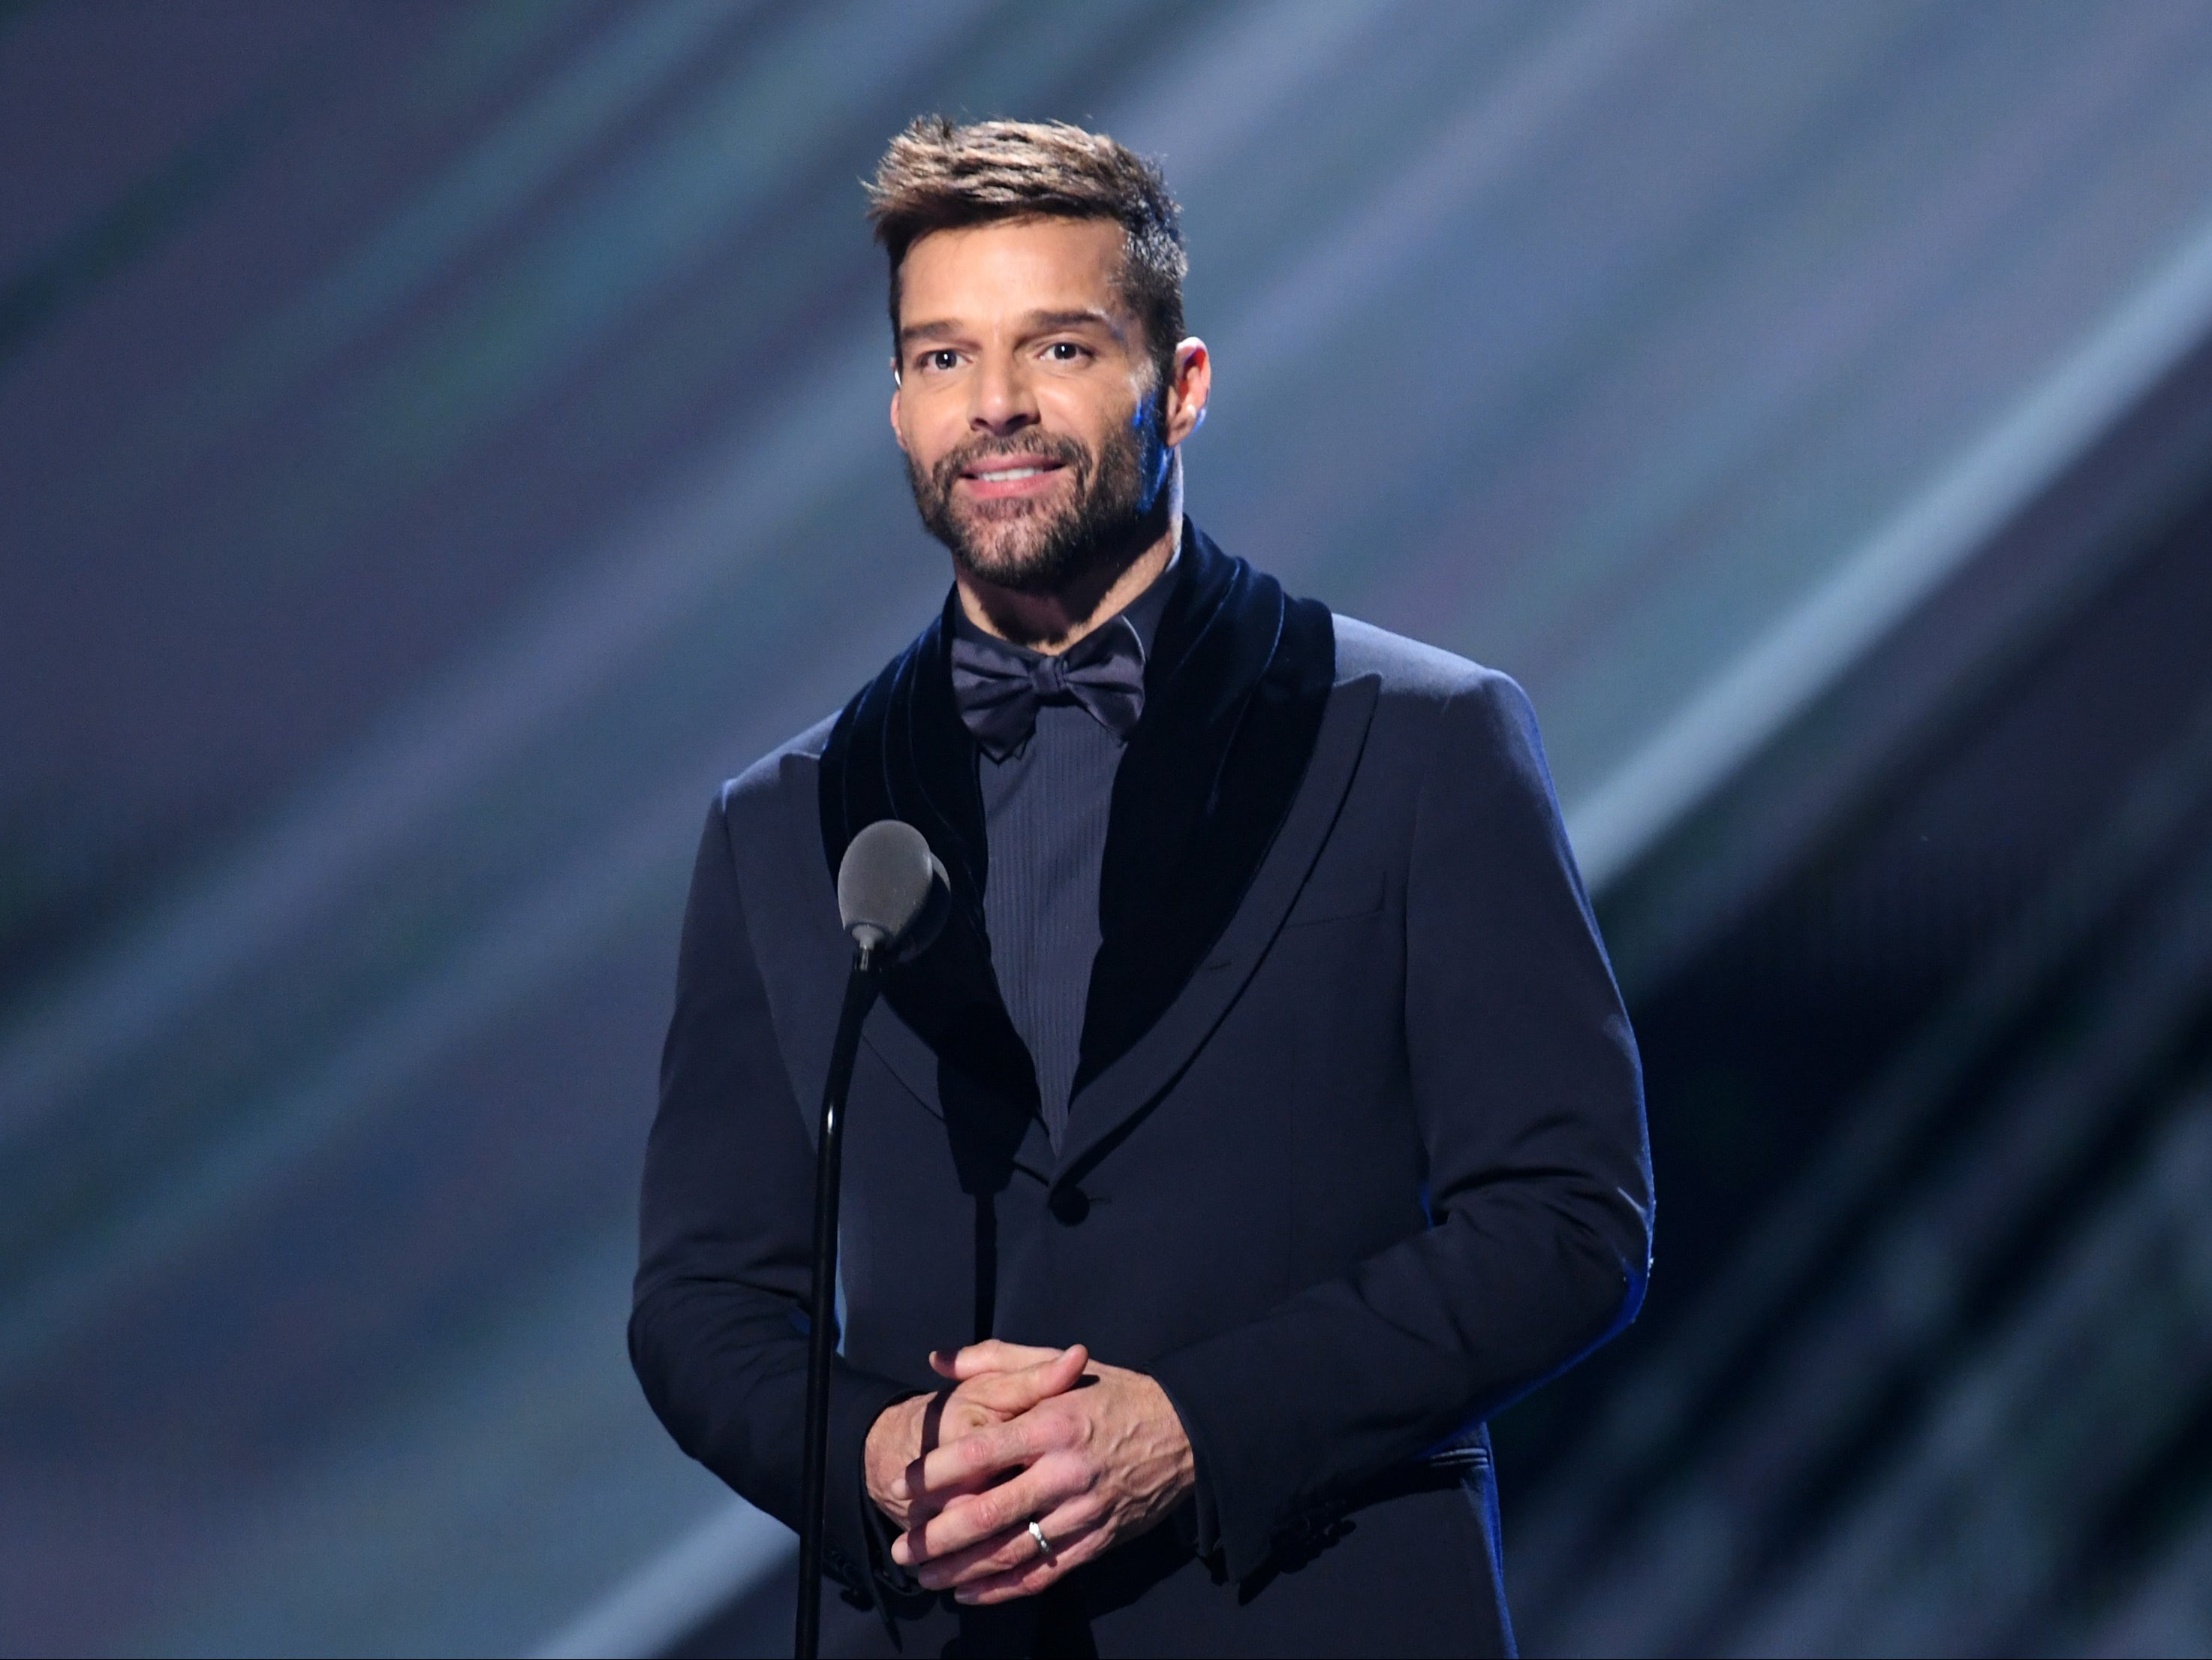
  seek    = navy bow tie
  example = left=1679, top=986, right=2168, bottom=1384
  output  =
left=950, top=619, right=1147, bottom=759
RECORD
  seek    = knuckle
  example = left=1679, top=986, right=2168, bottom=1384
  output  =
left=1043, top=1451, right=1090, bottom=1493
left=971, top=1437, right=1009, bottom=1475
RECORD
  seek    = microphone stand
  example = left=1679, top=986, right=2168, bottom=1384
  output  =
left=795, top=940, right=881, bottom=1660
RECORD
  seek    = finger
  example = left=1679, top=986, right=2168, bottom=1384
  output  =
left=951, top=1520, right=1106, bottom=1605
left=887, top=1392, right=953, bottom=1502
left=953, top=1345, right=1088, bottom=1414
left=909, top=1412, right=1057, bottom=1500
left=907, top=1517, right=1040, bottom=1590
left=912, top=1500, right=1102, bottom=1593
left=904, top=1358, right=1089, bottom=1508
left=925, top=1493, right=1103, bottom=1590
left=896, top=1458, right=995, bottom=1526
left=903, top=1482, right=1049, bottom=1571
left=929, top=1340, right=1061, bottom=1380
left=906, top=1457, right=1081, bottom=1566
left=889, top=1475, right=1030, bottom=1568
left=931, top=1339, right=1067, bottom=1381
left=892, top=1488, right=998, bottom=1571
left=896, top=1463, right=995, bottom=1511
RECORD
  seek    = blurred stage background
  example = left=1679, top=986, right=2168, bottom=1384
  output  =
left=8, top=1, right=2212, bottom=1653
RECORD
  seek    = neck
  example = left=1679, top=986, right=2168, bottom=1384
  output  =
left=956, top=457, right=1182, bottom=655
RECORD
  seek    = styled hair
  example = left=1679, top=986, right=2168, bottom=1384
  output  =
left=865, top=116, right=1187, bottom=390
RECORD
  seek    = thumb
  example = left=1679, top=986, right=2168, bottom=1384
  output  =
left=1015, top=1342, right=1090, bottom=1403
left=956, top=1342, right=1091, bottom=1414
left=1037, top=1341, right=1089, bottom=1394
left=931, top=1339, right=1064, bottom=1381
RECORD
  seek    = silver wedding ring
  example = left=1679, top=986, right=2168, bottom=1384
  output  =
left=1028, top=1520, right=1053, bottom=1559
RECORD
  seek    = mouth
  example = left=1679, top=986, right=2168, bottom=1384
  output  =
left=956, top=454, right=1070, bottom=500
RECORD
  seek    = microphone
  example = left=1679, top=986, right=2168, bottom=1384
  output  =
left=796, top=821, right=947, bottom=1659
left=837, top=818, right=951, bottom=967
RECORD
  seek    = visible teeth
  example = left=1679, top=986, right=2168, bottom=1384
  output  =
left=975, top=466, right=1046, bottom=481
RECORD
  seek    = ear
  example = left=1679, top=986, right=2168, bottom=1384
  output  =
left=889, top=377, right=907, bottom=454
left=1162, top=338, right=1211, bottom=447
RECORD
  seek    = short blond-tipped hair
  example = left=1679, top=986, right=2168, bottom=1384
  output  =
left=865, top=116, right=1187, bottom=387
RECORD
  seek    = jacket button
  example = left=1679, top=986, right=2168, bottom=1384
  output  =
left=1049, top=1186, right=1091, bottom=1225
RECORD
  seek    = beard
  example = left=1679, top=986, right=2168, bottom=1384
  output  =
left=907, top=404, right=1168, bottom=596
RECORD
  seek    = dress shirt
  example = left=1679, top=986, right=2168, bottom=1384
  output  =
left=952, top=552, right=1178, bottom=1146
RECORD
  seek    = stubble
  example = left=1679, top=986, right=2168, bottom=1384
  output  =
left=907, top=405, right=1165, bottom=597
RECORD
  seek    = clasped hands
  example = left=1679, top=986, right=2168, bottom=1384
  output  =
left=863, top=1340, right=1195, bottom=1605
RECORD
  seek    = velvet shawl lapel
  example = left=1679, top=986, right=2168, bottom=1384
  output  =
left=1078, top=526, right=1334, bottom=1094
left=815, top=592, right=1035, bottom=1116
left=817, top=523, right=1335, bottom=1130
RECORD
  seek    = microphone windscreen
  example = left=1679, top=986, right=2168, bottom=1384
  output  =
left=836, top=820, right=949, bottom=959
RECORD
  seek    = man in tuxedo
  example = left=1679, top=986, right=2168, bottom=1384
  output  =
left=631, top=116, right=1653, bottom=1657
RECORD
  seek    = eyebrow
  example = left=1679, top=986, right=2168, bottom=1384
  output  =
left=896, top=308, right=1124, bottom=349
left=1023, top=308, right=1119, bottom=334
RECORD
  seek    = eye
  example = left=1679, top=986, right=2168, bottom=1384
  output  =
left=922, top=348, right=960, bottom=372
left=1045, top=341, right=1090, bottom=363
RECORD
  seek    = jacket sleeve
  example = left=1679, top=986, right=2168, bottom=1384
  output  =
left=1148, top=671, right=1654, bottom=1582
left=628, top=793, right=915, bottom=1600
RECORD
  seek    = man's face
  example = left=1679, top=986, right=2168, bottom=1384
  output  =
left=889, top=217, right=1190, bottom=594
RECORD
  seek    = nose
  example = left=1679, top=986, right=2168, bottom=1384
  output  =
left=970, top=346, right=1039, bottom=435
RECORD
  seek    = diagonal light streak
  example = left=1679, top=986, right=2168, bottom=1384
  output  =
left=1565, top=204, right=2212, bottom=890
left=0, top=332, right=880, bottom=1140
left=85, top=0, right=754, bottom=516
left=0, top=0, right=1004, bottom=1138
left=1211, top=0, right=1697, bottom=386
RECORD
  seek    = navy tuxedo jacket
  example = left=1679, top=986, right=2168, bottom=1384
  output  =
left=631, top=529, right=1653, bottom=1657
